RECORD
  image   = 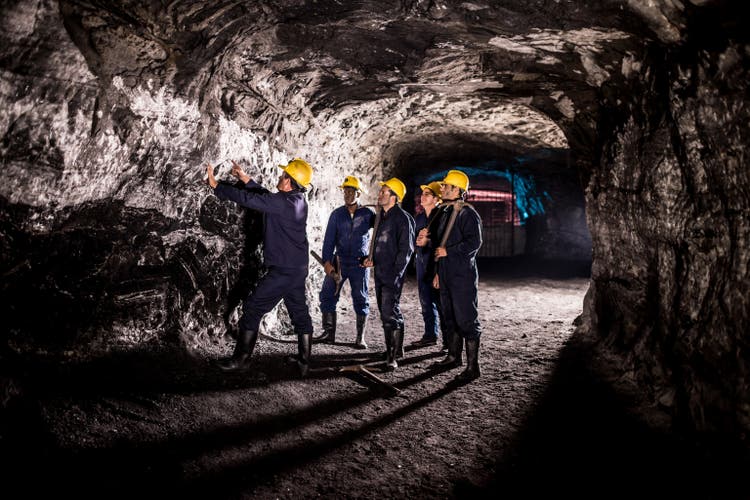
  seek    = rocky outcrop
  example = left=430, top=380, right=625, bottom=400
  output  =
left=587, top=5, right=749, bottom=441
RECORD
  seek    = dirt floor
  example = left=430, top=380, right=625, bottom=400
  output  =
left=1, top=260, right=745, bottom=499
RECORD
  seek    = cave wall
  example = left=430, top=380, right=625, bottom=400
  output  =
left=0, top=0, right=323, bottom=352
left=587, top=22, right=749, bottom=439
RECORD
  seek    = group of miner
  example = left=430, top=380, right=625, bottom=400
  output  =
left=205, top=158, right=482, bottom=384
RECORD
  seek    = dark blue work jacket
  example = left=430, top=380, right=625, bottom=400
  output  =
left=322, top=205, right=375, bottom=267
left=414, top=209, right=443, bottom=284
left=372, top=204, right=415, bottom=282
left=434, top=202, right=482, bottom=278
left=214, top=180, right=309, bottom=269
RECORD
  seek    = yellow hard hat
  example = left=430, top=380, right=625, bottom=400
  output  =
left=419, top=181, right=443, bottom=200
left=279, top=158, right=313, bottom=188
left=379, top=177, right=406, bottom=202
left=340, top=175, right=362, bottom=191
left=442, top=169, right=469, bottom=191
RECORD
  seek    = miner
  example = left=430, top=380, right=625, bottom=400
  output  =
left=361, top=177, right=415, bottom=370
left=432, top=170, right=483, bottom=382
left=315, top=175, right=375, bottom=348
left=413, top=181, right=447, bottom=350
left=205, top=159, right=314, bottom=377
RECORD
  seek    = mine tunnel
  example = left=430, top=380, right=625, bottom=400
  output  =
left=390, top=134, right=592, bottom=278
left=0, top=1, right=748, bottom=498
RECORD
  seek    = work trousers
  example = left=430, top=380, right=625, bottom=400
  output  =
left=416, top=266, right=442, bottom=340
left=438, top=271, right=481, bottom=341
left=240, top=266, right=313, bottom=334
left=319, top=262, right=370, bottom=316
left=374, top=274, right=405, bottom=331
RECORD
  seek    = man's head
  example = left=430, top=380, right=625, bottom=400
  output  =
left=377, top=177, right=406, bottom=210
left=277, top=171, right=298, bottom=192
left=340, top=175, right=362, bottom=206
left=440, top=169, right=469, bottom=201
left=419, top=181, right=442, bottom=211
left=277, top=158, right=312, bottom=192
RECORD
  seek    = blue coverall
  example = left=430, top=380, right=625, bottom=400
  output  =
left=414, top=209, right=444, bottom=341
left=319, top=205, right=375, bottom=315
left=214, top=180, right=313, bottom=334
left=435, top=203, right=482, bottom=340
left=372, top=205, right=415, bottom=331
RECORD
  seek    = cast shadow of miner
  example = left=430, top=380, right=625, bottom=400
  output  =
left=220, top=180, right=267, bottom=341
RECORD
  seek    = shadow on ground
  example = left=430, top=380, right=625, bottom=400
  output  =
left=473, top=335, right=749, bottom=499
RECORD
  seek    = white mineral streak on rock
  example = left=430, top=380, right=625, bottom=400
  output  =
left=579, top=52, right=610, bottom=87
left=82, top=78, right=202, bottom=217
left=553, top=94, right=576, bottom=120
left=215, top=116, right=287, bottom=181
left=622, top=53, right=643, bottom=78
left=488, top=37, right=538, bottom=55
left=460, top=2, right=488, bottom=11
left=488, top=28, right=630, bottom=86
left=530, top=28, right=631, bottom=87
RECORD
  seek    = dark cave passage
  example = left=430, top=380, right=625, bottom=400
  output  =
left=390, top=134, right=592, bottom=280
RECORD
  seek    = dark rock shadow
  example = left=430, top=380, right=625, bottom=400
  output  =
left=217, top=182, right=265, bottom=338
left=472, top=334, right=750, bottom=499
left=477, top=255, right=591, bottom=280
left=0, top=344, right=461, bottom=499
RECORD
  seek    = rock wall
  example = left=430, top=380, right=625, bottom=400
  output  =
left=587, top=23, right=749, bottom=439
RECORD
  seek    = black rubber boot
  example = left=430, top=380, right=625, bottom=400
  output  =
left=296, top=332, right=312, bottom=378
left=394, top=327, right=405, bottom=359
left=216, top=329, right=258, bottom=372
left=314, top=312, right=337, bottom=343
left=455, top=338, right=480, bottom=382
left=355, top=314, right=368, bottom=349
left=431, top=330, right=463, bottom=369
left=384, top=328, right=398, bottom=370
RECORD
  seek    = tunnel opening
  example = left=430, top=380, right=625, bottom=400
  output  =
left=389, top=136, right=591, bottom=279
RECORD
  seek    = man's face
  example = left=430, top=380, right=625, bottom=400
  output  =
left=440, top=183, right=456, bottom=199
left=343, top=186, right=358, bottom=205
left=277, top=172, right=289, bottom=191
left=377, top=185, right=394, bottom=207
left=420, top=189, right=438, bottom=210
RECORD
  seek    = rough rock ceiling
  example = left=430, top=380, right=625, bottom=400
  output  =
left=55, top=0, right=653, bottom=159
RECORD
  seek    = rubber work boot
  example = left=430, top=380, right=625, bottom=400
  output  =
left=440, top=335, right=449, bottom=351
left=217, top=329, right=258, bottom=372
left=384, top=328, right=398, bottom=371
left=296, top=332, right=312, bottom=378
left=412, top=336, right=438, bottom=347
left=455, top=338, right=480, bottom=382
left=354, top=314, right=368, bottom=349
left=380, top=324, right=389, bottom=361
left=432, top=330, right=463, bottom=369
left=394, top=327, right=405, bottom=359
left=315, top=312, right=336, bottom=343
